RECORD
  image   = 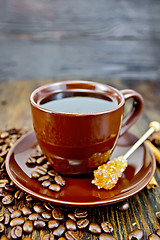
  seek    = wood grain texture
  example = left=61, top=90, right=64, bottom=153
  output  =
left=0, top=0, right=160, bottom=81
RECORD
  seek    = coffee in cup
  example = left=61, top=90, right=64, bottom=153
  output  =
left=30, top=80, right=143, bottom=176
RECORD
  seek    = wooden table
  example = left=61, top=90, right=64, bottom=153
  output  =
left=0, top=79, right=160, bottom=239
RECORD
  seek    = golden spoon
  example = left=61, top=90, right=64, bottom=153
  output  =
left=92, top=121, right=160, bottom=190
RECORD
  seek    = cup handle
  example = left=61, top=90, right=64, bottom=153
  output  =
left=119, top=89, right=143, bottom=136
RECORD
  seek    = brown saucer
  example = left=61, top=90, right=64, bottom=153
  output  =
left=6, top=131, right=156, bottom=207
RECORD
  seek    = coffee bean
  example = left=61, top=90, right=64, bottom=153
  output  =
left=0, top=222, right=5, bottom=234
left=33, top=204, right=44, bottom=213
left=1, top=132, right=9, bottom=139
left=48, top=170, right=58, bottom=176
left=156, top=212, right=160, bottom=219
left=14, top=190, right=24, bottom=199
left=29, top=213, right=41, bottom=221
left=0, top=214, right=4, bottom=222
left=36, top=166, right=47, bottom=175
left=89, top=223, right=102, bottom=234
left=42, top=163, right=50, bottom=170
left=10, top=217, right=25, bottom=227
left=26, top=194, right=33, bottom=202
left=38, top=175, right=50, bottom=182
left=101, top=221, right=113, bottom=233
left=54, top=175, right=66, bottom=186
left=4, top=213, right=10, bottom=225
left=48, top=220, right=59, bottom=229
left=42, top=233, right=55, bottom=240
left=148, top=234, right=160, bottom=240
left=23, top=220, right=33, bottom=233
left=44, top=202, right=55, bottom=211
left=58, top=238, right=66, bottom=240
left=53, top=224, right=66, bottom=237
left=34, top=220, right=46, bottom=229
left=156, top=229, right=160, bottom=237
left=65, top=219, right=77, bottom=231
left=74, top=209, right=88, bottom=219
left=42, top=180, right=51, bottom=188
left=11, top=210, right=22, bottom=219
left=2, top=194, right=14, bottom=205
left=49, top=184, right=61, bottom=192
left=11, top=226, right=22, bottom=239
left=22, top=206, right=32, bottom=216
left=117, top=201, right=129, bottom=211
left=42, top=211, right=52, bottom=220
left=31, top=171, right=41, bottom=179
left=4, top=184, right=16, bottom=192
left=77, top=218, right=89, bottom=229
left=0, top=179, right=9, bottom=188
left=65, top=230, right=83, bottom=240
left=68, top=213, right=76, bottom=221
left=52, top=208, right=64, bottom=220
left=37, top=156, right=47, bottom=165
left=30, top=152, right=43, bottom=158
left=128, top=229, right=144, bottom=240
left=27, top=157, right=37, bottom=165
left=99, top=233, right=116, bottom=240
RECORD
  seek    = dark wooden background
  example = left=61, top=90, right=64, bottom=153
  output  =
left=0, top=0, right=160, bottom=81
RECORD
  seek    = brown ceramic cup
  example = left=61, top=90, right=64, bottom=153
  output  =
left=30, top=80, right=143, bottom=176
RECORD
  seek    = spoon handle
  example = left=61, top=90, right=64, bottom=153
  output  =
left=124, top=121, right=160, bottom=160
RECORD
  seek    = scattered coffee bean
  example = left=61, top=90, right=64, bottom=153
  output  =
left=99, top=233, right=116, bottom=240
left=10, top=217, right=25, bottom=227
left=14, top=190, right=24, bottom=199
left=58, top=238, right=66, bottom=240
left=11, top=226, right=22, bottom=239
left=37, top=156, right=46, bottom=165
left=48, top=220, right=59, bottom=229
left=11, top=210, right=22, bottom=219
left=33, top=204, right=44, bottom=213
left=23, top=238, right=33, bottom=240
left=21, top=206, right=32, bottom=216
left=44, top=202, right=54, bottom=211
left=26, top=194, right=33, bottom=202
left=42, top=211, right=52, bottom=220
left=156, top=229, right=160, bottom=237
left=0, top=222, right=5, bottom=234
left=2, top=194, right=14, bottom=205
left=52, top=208, right=64, bottom=220
left=65, top=230, right=83, bottom=240
left=117, top=201, right=129, bottom=211
left=0, top=179, right=9, bottom=188
left=38, top=175, right=50, bottom=182
left=42, top=180, right=51, bottom=188
left=29, top=213, right=41, bottom=221
left=48, top=170, right=58, bottom=177
left=68, top=213, right=76, bottom=221
left=65, top=219, right=77, bottom=230
left=31, top=171, right=41, bottom=179
left=101, top=221, right=113, bottom=233
left=34, top=220, right=46, bottom=229
left=74, top=209, right=88, bottom=219
left=54, top=175, right=66, bottom=186
left=27, top=157, right=37, bottom=165
left=49, top=184, right=61, bottom=192
left=156, top=212, right=160, bottom=219
left=30, top=152, right=43, bottom=158
left=128, top=229, right=144, bottom=240
left=42, top=233, right=55, bottom=240
left=77, top=218, right=89, bottom=229
left=4, top=213, right=10, bottom=225
left=23, top=220, right=34, bottom=233
left=53, top=224, right=66, bottom=237
left=1, top=132, right=9, bottom=139
left=0, top=214, right=4, bottom=222
left=4, top=184, right=16, bottom=192
left=89, top=223, right=102, bottom=234
left=148, top=233, right=160, bottom=240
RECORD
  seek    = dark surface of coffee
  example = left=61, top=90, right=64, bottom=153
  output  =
left=40, top=91, right=118, bottom=114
